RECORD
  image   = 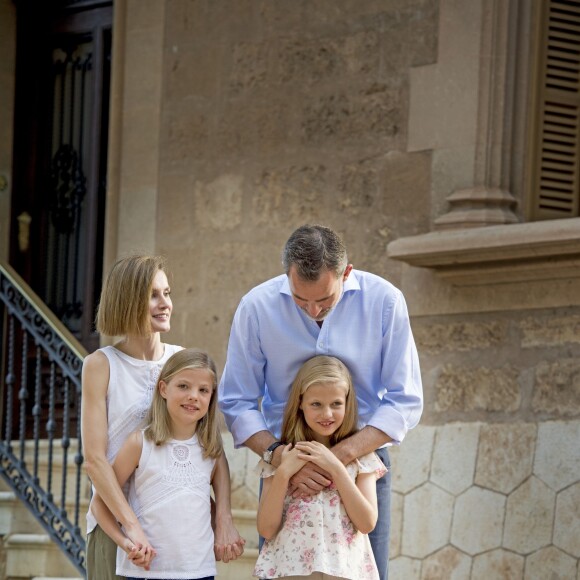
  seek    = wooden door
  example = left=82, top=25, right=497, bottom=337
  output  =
left=9, top=0, right=112, bottom=353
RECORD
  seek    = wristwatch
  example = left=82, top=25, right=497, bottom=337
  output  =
left=263, top=441, right=285, bottom=464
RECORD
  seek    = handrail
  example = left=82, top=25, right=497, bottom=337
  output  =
left=0, top=262, right=88, bottom=360
left=0, top=260, right=88, bottom=575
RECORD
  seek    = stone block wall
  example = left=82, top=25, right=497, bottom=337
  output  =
left=224, top=419, right=580, bottom=579
left=388, top=420, right=580, bottom=579
left=414, top=308, right=580, bottom=424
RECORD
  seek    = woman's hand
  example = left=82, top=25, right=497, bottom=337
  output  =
left=123, top=537, right=156, bottom=570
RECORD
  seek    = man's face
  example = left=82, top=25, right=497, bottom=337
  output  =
left=288, top=265, right=352, bottom=322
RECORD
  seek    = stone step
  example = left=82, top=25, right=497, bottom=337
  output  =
left=216, top=509, right=259, bottom=579
left=5, top=532, right=259, bottom=580
left=2, top=494, right=258, bottom=579
left=0, top=489, right=89, bottom=537
left=5, top=534, right=80, bottom=579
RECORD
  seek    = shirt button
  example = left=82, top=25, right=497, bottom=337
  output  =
left=319, top=342, right=324, bottom=347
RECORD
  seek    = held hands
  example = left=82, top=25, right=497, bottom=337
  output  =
left=123, top=523, right=157, bottom=570
left=214, top=516, right=246, bottom=563
left=122, top=537, right=156, bottom=571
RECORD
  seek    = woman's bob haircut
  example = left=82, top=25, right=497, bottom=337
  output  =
left=96, top=254, right=167, bottom=337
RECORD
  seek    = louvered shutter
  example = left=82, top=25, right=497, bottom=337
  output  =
left=531, top=0, right=580, bottom=219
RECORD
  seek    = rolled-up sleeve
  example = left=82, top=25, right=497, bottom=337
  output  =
left=218, top=299, right=268, bottom=448
left=366, top=291, right=423, bottom=444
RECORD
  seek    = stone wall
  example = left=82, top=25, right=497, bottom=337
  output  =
left=224, top=417, right=580, bottom=578
left=151, top=2, right=580, bottom=578
left=387, top=420, right=580, bottom=579
left=156, top=0, right=439, bottom=361
left=414, top=308, right=580, bottom=424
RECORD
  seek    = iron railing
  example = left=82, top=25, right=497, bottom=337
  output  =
left=0, top=261, right=87, bottom=575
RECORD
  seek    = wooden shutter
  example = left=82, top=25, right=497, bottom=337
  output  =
left=530, top=0, right=580, bottom=220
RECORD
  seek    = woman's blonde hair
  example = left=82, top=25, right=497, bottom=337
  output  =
left=144, top=348, right=223, bottom=459
left=96, top=254, right=167, bottom=337
left=281, top=355, right=358, bottom=446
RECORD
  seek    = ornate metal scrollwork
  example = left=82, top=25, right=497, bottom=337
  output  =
left=0, top=445, right=85, bottom=574
left=49, top=144, right=87, bottom=235
left=0, top=265, right=86, bottom=575
left=0, top=273, right=82, bottom=385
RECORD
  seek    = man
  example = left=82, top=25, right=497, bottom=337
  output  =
left=219, top=224, right=423, bottom=580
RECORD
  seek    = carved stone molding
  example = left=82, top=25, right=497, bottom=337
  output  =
left=434, top=187, right=519, bottom=230
left=387, top=218, right=580, bottom=286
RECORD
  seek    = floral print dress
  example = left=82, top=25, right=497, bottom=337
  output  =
left=253, top=452, right=387, bottom=580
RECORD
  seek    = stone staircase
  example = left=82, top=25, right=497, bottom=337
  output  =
left=0, top=483, right=259, bottom=580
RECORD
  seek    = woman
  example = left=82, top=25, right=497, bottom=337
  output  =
left=81, top=255, right=242, bottom=579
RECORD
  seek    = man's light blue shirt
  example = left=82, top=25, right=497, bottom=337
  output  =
left=218, top=270, right=423, bottom=448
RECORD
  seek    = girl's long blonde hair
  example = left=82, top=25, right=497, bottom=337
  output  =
left=281, top=355, right=359, bottom=446
left=144, top=348, right=223, bottom=459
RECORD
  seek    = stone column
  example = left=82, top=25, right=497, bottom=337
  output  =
left=408, top=0, right=528, bottom=230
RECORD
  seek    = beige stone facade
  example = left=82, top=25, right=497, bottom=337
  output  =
left=1, top=0, right=579, bottom=578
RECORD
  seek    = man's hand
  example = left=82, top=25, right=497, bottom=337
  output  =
left=288, top=461, right=332, bottom=497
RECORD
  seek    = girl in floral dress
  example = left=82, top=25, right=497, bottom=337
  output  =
left=254, top=355, right=387, bottom=580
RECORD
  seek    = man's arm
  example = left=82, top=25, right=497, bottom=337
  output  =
left=248, top=431, right=332, bottom=495
left=218, top=300, right=270, bottom=448
left=332, top=425, right=392, bottom=465
left=287, top=426, right=389, bottom=496
left=243, top=431, right=278, bottom=462
left=367, top=289, right=423, bottom=444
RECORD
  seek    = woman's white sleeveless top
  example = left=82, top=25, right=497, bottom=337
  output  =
left=86, top=343, right=183, bottom=533
left=116, top=433, right=216, bottom=579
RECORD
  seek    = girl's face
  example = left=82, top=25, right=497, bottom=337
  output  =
left=300, top=381, right=347, bottom=444
left=149, top=269, right=172, bottom=334
left=159, top=368, right=214, bottom=437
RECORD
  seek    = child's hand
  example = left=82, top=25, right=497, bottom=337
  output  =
left=215, top=536, right=246, bottom=563
left=123, top=523, right=156, bottom=569
left=123, top=539, right=156, bottom=570
left=214, top=515, right=246, bottom=563
left=278, top=443, right=307, bottom=478
left=295, top=441, right=342, bottom=475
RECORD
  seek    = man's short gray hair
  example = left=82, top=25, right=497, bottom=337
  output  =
left=282, top=224, right=348, bottom=281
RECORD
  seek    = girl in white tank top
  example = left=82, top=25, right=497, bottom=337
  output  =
left=91, top=348, right=244, bottom=579
left=82, top=255, right=244, bottom=578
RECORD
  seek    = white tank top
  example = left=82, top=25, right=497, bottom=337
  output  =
left=116, top=433, right=216, bottom=579
left=86, top=343, right=183, bottom=533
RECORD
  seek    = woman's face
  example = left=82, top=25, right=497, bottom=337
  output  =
left=149, top=269, right=172, bottom=334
